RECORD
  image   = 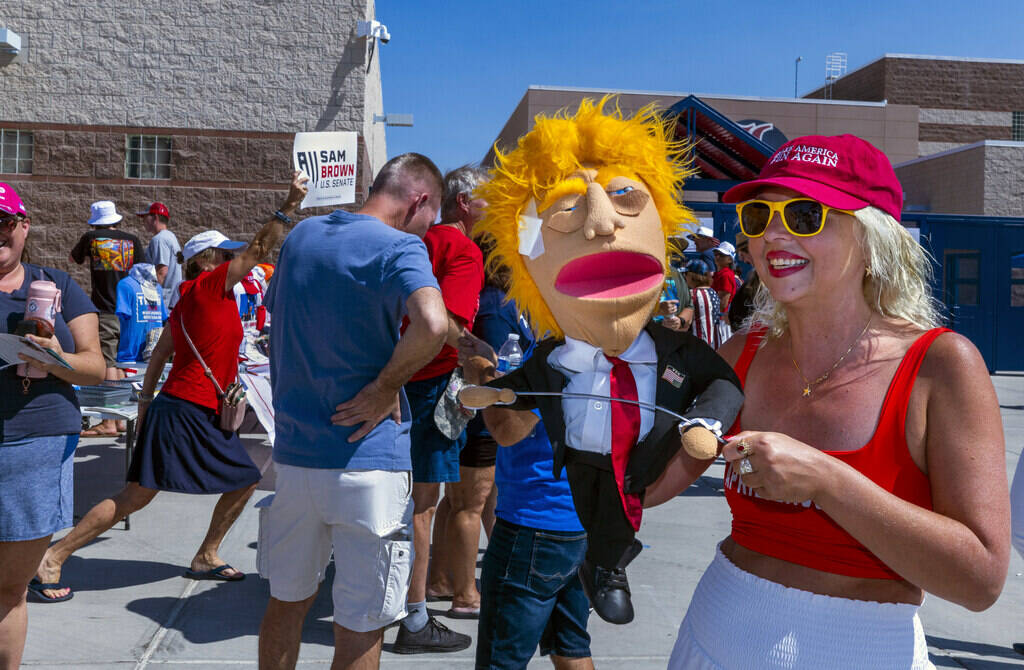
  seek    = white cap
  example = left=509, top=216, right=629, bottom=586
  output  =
left=509, top=334, right=520, bottom=340
left=713, top=241, right=736, bottom=259
left=687, top=225, right=714, bottom=239
left=87, top=200, right=123, bottom=226
left=182, top=230, right=247, bottom=261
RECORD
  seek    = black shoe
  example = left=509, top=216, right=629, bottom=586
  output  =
left=579, top=559, right=634, bottom=625
left=392, top=616, right=472, bottom=654
left=1014, top=643, right=1024, bottom=656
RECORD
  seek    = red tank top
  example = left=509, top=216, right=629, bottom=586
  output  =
left=724, top=326, right=949, bottom=579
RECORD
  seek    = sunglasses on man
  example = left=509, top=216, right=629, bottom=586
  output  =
left=736, top=198, right=852, bottom=238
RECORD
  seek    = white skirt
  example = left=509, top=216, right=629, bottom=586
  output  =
left=668, top=546, right=934, bottom=670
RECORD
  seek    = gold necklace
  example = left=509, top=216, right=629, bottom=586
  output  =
left=790, top=317, right=872, bottom=398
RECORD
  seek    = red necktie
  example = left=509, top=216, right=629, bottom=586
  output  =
left=606, top=355, right=644, bottom=531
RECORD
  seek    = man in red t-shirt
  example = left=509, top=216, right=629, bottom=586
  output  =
left=396, top=166, right=487, bottom=653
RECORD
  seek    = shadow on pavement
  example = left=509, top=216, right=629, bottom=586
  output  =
left=73, top=440, right=132, bottom=516
left=124, top=563, right=336, bottom=647
left=56, top=554, right=185, bottom=592
left=928, top=635, right=1024, bottom=667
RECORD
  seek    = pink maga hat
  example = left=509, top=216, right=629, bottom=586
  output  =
left=723, top=134, right=903, bottom=221
left=0, top=182, right=27, bottom=217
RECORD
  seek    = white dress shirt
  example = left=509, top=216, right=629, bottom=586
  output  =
left=547, top=331, right=657, bottom=455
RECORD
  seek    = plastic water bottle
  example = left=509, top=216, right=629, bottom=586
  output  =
left=496, top=334, right=523, bottom=375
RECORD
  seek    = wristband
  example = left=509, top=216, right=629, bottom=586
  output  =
left=138, top=392, right=155, bottom=402
left=273, top=210, right=292, bottom=225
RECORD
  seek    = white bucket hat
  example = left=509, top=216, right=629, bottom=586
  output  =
left=182, top=230, right=246, bottom=261
left=87, top=201, right=123, bottom=226
left=713, top=241, right=736, bottom=259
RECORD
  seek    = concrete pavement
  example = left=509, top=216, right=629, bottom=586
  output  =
left=19, top=373, right=1024, bottom=669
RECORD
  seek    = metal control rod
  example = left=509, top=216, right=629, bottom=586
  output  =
left=498, top=390, right=728, bottom=446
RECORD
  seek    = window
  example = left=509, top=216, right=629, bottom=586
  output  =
left=1012, top=251, right=1024, bottom=307
left=1013, top=112, right=1024, bottom=142
left=943, top=250, right=981, bottom=307
left=0, top=129, right=33, bottom=174
left=125, top=135, right=172, bottom=179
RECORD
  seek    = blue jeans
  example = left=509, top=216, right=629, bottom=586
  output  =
left=406, top=373, right=466, bottom=483
left=476, top=518, right=591, bottom=669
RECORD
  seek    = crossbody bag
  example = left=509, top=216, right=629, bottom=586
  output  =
left=178, top=315, right=247, bottom=432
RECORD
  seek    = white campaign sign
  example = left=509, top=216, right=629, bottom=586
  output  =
left=292, top=131, right=358, bottom=209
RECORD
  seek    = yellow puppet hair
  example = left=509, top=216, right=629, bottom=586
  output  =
left=474, top=95, right=698, bottom=340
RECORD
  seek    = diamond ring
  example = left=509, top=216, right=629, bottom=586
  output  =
left=737, top=457, right=754, bottom=475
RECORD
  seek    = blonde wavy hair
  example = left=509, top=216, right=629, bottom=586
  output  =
left=748, top=206, right=942, bottom=337
left=474, top=96, right=698, bottom=340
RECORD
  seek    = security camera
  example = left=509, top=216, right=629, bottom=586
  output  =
left=357, top=20, right=390, bottom=44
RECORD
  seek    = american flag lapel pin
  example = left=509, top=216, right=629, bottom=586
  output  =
left=661, top=365, right=684, bottom=388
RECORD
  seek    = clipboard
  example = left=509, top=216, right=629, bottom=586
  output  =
left=0, top=333, right=73, bottom=370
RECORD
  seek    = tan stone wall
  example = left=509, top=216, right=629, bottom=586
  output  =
left=983, top=145, right=1024, bottom=217
left=896, top=146, right=987, bottom=215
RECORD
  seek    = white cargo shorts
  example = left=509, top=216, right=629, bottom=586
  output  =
left=263, top=464, right=414, bottom=632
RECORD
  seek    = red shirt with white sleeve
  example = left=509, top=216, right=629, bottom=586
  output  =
left=161, top=262, right=243, bottom=411
left=409, top=224, right=484, bottom=382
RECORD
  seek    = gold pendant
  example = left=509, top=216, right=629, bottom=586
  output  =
left=22, top=377, right=31, bottom=395
left=802, top=386, right=811, bottom=397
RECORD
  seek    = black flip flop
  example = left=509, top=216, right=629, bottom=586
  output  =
left=183, top=564, right=245, bottom=581
left=27, top=578, right=74, bottom=603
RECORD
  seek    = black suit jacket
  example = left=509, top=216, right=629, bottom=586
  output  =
left=487, top=322, right=743, bottom=493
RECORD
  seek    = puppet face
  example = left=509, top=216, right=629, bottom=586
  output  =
left=522, top=167, right=666, bottom=355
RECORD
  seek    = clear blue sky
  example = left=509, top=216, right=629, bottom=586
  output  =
left=377, top=0, right=1024, bottom=173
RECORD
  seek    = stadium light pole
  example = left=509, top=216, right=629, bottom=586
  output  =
left=794, top=56, right=802, bottom=98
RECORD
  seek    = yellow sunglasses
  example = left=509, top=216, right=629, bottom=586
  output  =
left=736, top=198, right=852, bottom=238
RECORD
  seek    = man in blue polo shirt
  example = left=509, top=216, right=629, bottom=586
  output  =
left=258, top=153, right=449, bottom=670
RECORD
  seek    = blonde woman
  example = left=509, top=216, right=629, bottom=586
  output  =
left=646, top=135, right=1009, bottom=669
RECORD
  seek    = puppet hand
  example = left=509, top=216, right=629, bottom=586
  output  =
left=722, top=431, right=831, bottom=504
left=459, top=385, right=516, bottom=409
left=680, top=424, right=719, bottom=460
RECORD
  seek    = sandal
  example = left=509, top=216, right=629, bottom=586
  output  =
left=27, top=578, right=74, bottom=603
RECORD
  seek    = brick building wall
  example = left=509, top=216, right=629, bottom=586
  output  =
left=9, top=123, right=372, bottom=286
left=806, top=55, right=1024, bottom=157
left=0, top=0, right=384, bottom=285
left=485, top=87, right=919, bottom=168
left=896, top=141, right=1024, bottom=217
left=896, top=145, right=987, bottom=215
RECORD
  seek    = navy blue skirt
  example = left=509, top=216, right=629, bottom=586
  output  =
left=127, top=392, right=261, bottom=494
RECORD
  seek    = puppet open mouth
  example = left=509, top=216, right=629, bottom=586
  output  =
left=554, top=251, right=664, bottom=299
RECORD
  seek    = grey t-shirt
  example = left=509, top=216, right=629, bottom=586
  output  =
left=147, top=229, right=182, bottom=308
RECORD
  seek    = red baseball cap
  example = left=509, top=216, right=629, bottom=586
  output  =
left=136, top=202, right=170, bottom=219
left=723, top=134, right=903, bottom=221
left=0, top=182, right=27, bottom=217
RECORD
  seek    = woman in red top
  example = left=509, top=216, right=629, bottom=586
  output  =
left=34, top=173, right=307, bottom=601
left=646, top=136, right=1009, bottom=669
